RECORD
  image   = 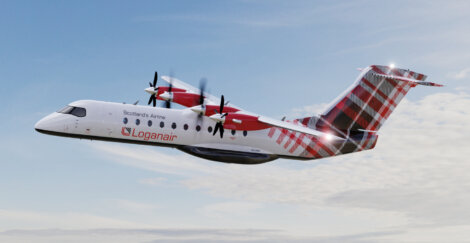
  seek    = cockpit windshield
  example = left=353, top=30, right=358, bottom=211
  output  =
left=57, top=106, right=86, bottom=117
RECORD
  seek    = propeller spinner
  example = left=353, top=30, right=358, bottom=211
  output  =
left=211, top=95, right=228, bottom=138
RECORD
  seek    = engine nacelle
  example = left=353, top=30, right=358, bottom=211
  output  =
left=159, top=91, right=202, bottom=107
left=223, top=113, right=272, bottom=131
left=155, top=87, right=186, bottom=100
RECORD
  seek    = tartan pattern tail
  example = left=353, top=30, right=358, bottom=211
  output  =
left=315, top=65, right=427, bottom=133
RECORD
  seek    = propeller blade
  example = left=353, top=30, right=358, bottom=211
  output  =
left=149, top=82, right=153, bottom=87
left=199, top=78, right=206, bottom=106
left=219, top=126, right=224, bottom=138
left=220, top=95, right=224, bottom=113
left=197, top=80, right=206, bottom=123
left=213, top=123, right=219, bottom=136
left=148, top=96, right=156, bottom=107
left=165, top=71, right=173, bottom=109
left=168, top=70, right=173, bottom=93
left=153, top=72, right=158, bottom=87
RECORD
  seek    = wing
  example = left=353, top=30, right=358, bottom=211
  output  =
left=161, top=76, right=242, bottom=108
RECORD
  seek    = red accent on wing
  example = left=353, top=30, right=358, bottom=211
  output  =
left=223, top=113, right=272, bottom=131
left=171, top=92, right=201, bottom=107
left=205, top=105, right=240, bottom=116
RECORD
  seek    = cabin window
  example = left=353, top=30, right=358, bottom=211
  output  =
left=160, top=121, right=164, bottom=128
left=231, top=130, right=236, bottom=135
left=123, top=117, right=128, bottom=124
left=207, top=126, right=213, bottom=133
left=136, top=119, right=140, bottom=126
left=184, top=124, right=189, bottom=130
left=171, top=122, right=177, bottom=129
left=243, top=131, right=248, bottom=137
left=196, top=125, right=201, bottom=132
left=148, top=120, right=152, bottom=127
left=57, top=105, right=86, bottom=117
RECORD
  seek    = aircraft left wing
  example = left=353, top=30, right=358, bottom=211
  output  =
left=161, top=76, right=242, bottom=109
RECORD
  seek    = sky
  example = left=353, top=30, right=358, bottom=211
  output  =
left=1, top=0, right=470, bottom=242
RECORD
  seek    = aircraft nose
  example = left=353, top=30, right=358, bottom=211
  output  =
left=34, top=112, right=65, bottom=134
left=35, top=115, right=52, bottom=133
left=34, top=116, right=49, bottom=132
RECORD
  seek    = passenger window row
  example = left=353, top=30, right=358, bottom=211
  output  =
left=122, top=117, right=248, bottom=136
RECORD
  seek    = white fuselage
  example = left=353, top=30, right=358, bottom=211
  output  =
left=35, top=100, right=306, bottom=160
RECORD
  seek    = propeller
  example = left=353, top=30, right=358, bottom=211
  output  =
left=212, top=95, right=228, bottom=138
left=164, top=72, right=174, bottom=109
left=165, top=82, right=172, bottom=108
left=199, top=78, right=206, bottom=108
left=196, top=78, right=207, bottom=122
left=146, top=72, right=158, bottom=107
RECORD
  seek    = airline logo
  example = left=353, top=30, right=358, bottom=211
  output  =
left=121, top=127, right=177, bottom=141
left=121, top=127, right=132, bottom=136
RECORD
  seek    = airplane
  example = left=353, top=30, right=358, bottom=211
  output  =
left=35, top=65, right=443, bottom=164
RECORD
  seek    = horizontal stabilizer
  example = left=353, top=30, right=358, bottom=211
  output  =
left=372, top=73, right=444, bottom=87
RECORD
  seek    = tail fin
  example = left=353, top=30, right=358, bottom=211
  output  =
left=298, top=65, right=442, bottom=136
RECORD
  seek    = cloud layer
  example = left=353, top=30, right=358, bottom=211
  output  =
left=88, top=90, right=470, bottom=239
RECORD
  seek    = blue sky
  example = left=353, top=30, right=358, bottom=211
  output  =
left=1, top=0, right=470, bottom=242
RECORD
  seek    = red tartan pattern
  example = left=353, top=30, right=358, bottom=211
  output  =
left=269, top=65, right=426, bottom=159
left=321, top=65, right=426, bottom=132
left=267, top=120, right=377, bottom=159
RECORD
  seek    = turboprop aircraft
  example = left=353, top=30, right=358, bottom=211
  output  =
left=35, top=65, right=442, bottom=164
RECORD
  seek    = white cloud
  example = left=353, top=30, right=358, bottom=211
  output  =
left=90, top=142, right=218, bottom=176
left=90, top=91, right=470, bottom=240
left=112, top=199, right=160, bottom=213
left=139, top=177, right=168, bottom=187
left=201, top=201, right=262, bottom=218
left=448, top=67, right=470, bottom=80
left=0, top=228, right=283, bottom=243
left=0, top=209, right=150, bottom=230
left=290, top=103, right=329, bottom=117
